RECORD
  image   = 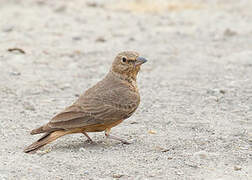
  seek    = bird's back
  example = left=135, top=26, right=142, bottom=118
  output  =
left=76, top=71, right=140, bottom=118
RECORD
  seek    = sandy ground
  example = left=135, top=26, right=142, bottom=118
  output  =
left=0, top=0, right=252, bottom=179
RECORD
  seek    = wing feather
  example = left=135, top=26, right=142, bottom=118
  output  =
left=49, top=103, right=127, bottom=129
left=48, top=86, right=139, bottom=130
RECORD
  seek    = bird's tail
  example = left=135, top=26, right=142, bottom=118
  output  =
left=24, top=130, right=68, bottom=153
left=30, top=124, right=55, bottom=135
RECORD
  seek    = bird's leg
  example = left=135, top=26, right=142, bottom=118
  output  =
left=105, top=128, right=131, bottom=144
left=82, top=131, right=93, bottom=143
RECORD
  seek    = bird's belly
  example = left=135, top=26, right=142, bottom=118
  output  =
left=81, top=119, right=124, bottom=132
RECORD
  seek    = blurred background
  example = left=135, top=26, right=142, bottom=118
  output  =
left=0, top=0, right=252, bottom=179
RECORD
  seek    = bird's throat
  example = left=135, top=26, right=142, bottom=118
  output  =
left=109, top=70, right=138, bottom=89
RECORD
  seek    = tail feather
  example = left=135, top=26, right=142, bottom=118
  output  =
left=24, top=130, right=68, bottom=153
left=30, top=124, right=60, bottom=135
left=30, top=126, right=45, bottom=135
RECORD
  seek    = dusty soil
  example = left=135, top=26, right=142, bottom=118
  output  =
left=0, top=0, right=251, bottom=179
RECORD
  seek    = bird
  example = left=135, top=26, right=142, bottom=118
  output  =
left=24, top=51, right=147, bottom=153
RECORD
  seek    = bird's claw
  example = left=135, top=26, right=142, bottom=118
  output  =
left=84, top=139, right=94, bottom=144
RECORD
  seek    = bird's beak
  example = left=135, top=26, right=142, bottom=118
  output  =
left=135, top=56, right=148, bottom=66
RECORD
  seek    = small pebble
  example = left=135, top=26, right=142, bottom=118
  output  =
left=112, top=174, right=124, bottom=178
left=60, top=84, right=71, bottom=90
left=224, top=28, right=237, bottom=37
left=148, top=130, right=156, bottom=134
left=54, top=5, right=67, bottom=13
left=37, top=148, right=51, bottom=155
left=10, top=72, right=21, bottom=76
left=79, top=147, right=87, bottom=153
left=23, top=102, right=35, bottom=111
left=234, top=165, right=242, bottom=171
left=72, top=36, right=82, bottom=41
left=86, top=2, right=98, bottom=7
left=3, top=26, right=14, bottom=32
left=193, top=151, right=208, bottom=159
left=96, top=37, right=106, bottom=42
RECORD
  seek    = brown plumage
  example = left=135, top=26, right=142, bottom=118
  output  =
left=24, top=51, right=147, bottom=153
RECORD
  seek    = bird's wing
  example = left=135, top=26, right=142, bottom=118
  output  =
left=48, top=85, right=140, bottom=130
left=48, top=89, right=136, bottom=129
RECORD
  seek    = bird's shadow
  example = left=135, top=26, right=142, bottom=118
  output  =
left=47, top=139, right=124, bottom=153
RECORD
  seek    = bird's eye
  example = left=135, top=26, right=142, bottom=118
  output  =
left=122, top=57, right=127, bottom=63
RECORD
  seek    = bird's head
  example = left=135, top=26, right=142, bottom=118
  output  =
left=111, top=51, right=147, bottom=81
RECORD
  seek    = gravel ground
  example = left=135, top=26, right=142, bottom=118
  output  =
left=0, top=0, right=252, bottom=179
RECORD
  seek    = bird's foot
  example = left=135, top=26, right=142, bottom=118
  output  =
left=84, top=139, right=94, bottom=144
left=82, top=132, right=94, bottom=144
left=105, top=134, right=131, bottom=145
